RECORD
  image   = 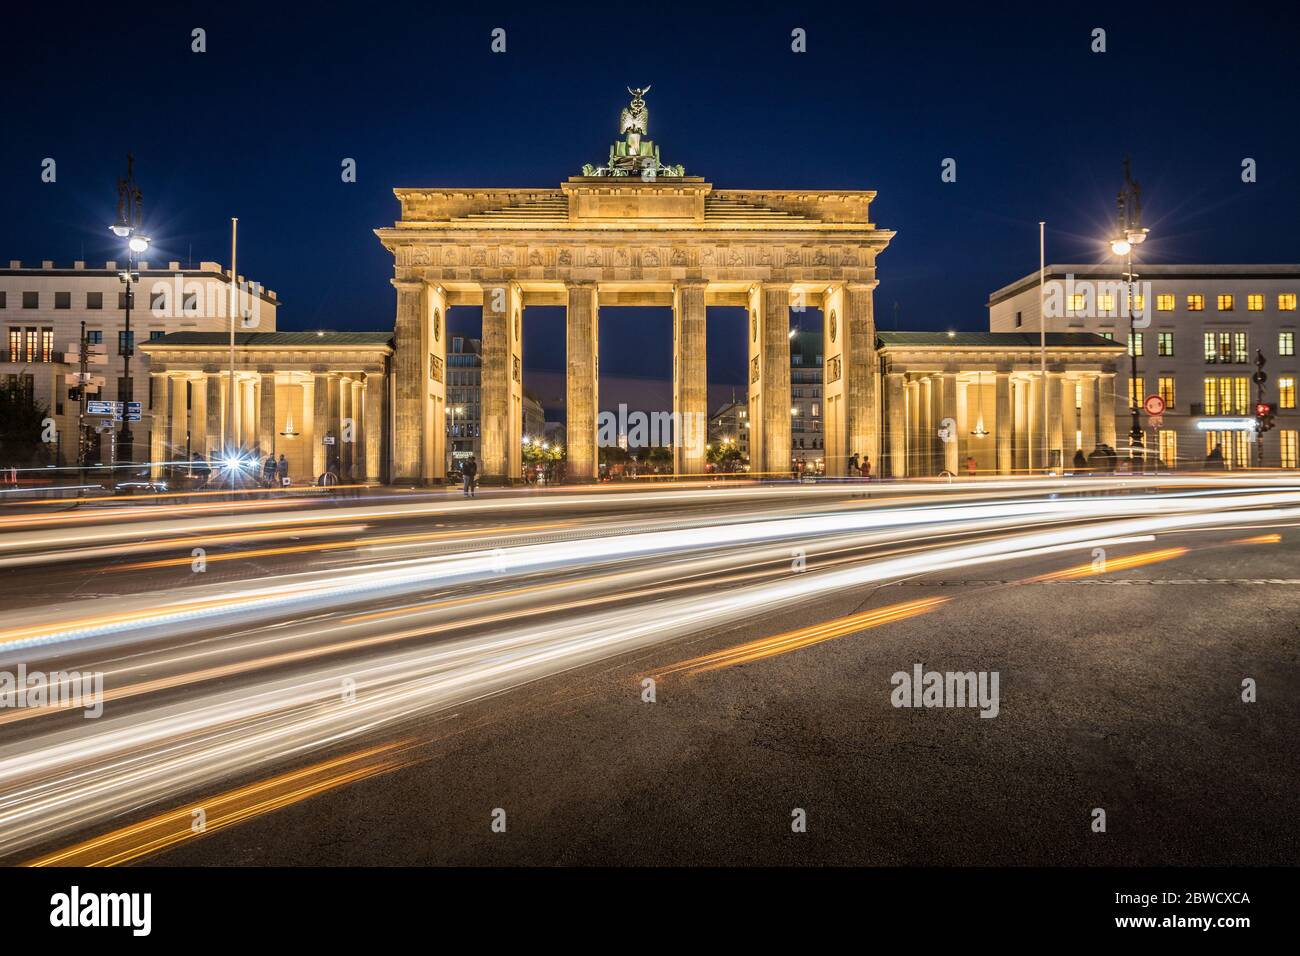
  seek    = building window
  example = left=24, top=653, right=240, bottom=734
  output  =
left=1126, top=292, right=1145, bottom=314
left=1098, top=293, right=1115, bottom=313
left=1157, top=332, right=1174, bottom=356
left=1159, top=430, right=1177, bottom=468
left=1187, top=294, right=1204, bottom=311
left=1217, top=294, right=1235, bottom=311
left=40, top=329, right=53, bottom=363
left=1099, top=331, right=1113, bottom=340
left=149, top=330, right=166, bottom=341
left=1128, top=377, right=1145, bottom=408
left=87, top=291, right=103, bottom=309
left=1281, top=376, right=1297, bottom=409
left=1127, top=331, right=1144, bottom=356
left=1158, top=376, right=1176, bottom=407
left=0, top=291, right=6, bottom=308
left=118, top=330, right=134, bottom=356
left=117, top=292, right=128, bottom=309
left=117, top=377, right=133, bottom=403
left=1203, top=376, right=1250, bottom=415
left=1206, top=431, right=1251, bottom=469
left=1069, top=292, right=1087, bottom=313
left=1248, top=293, right=1264, bottom=311
left=1014, top=311, right=1022, bottom=327
left=7, top=328, right=18, bottom=362
left=1280, top=331, right=1295, bottom=356
left=25, top=329, right=38, bottom=363
left=87, top=330, right=103, bottom=345
left=1233, top=331, right=1248, bottom=363
left=55, top=291, right=71, bottom=309
left=1280, top=293, right=1297, bottom=311
left=1282, top=430, right=1298, bottom=469
left=22, top=291, right=38, bottom=309
left=1156, top=293, right=1175, bottom=311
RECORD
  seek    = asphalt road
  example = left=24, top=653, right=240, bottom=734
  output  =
left=1, top=475, right=1297, bottom=866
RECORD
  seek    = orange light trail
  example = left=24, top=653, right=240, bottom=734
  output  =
left=653, top=597, right=950, bottom=677
left=1028, top=546, right=1190, bottom=582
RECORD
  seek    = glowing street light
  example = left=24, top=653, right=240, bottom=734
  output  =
left=1109, top=157, right=1150, bottom=456
left=109, top=155, right=149, bottom=466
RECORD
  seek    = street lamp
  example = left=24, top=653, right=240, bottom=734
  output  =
left=110, top=155, right=149, bottom=466
left=1109, top=157, right=1149, bottom=458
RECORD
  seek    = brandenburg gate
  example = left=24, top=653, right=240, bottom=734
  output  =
left=376, top=87, right=895, bottom=482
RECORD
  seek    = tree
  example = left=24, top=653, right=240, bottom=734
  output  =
left=0, top=381, right=51, bottom=466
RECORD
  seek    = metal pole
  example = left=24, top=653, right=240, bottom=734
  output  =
left=1128, top=248, right=1142, bottom=455
left=1038, top=221, right=1048, bottom=472
left=78, top=319, right=88, bottom=478
left=227, top=217, right=238, bottom=456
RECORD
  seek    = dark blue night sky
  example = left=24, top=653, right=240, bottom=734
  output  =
left=8, top=1, right=1300, bottom=390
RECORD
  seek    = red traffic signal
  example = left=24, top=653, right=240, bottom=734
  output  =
left=1256, top=402, right=1271, bottom=418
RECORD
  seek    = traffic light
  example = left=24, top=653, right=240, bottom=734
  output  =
left=1256, top=402, right=1277, bottom=433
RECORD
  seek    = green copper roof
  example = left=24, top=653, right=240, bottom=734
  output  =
left=876, top=331, right=1123, bottom=348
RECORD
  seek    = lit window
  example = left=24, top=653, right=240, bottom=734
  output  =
left=1128, top=377, right=1145, bottom=408
left=1282, top=430, right=1298, bottom=469
left=1203, top=332, right=1218, bottom=363
left=1280, top=293, right=1297, bottom=311
left=1187, top=294, right=1205, bottom=311
left=7, top=328, right=19, bottom=361
left=41, top=329, right=53, bottom=363
left=1156, top=294, right=1175, bottom=311
left=1098, top=293, right=1115, bottom=313
left=1248, top=294, right=1264, bottom=311
left=1127, top=331, right=1144, bottom=356
left=1280, top=331, right=1295, bottom=356
left=1233, top=331, right=1248, bottom=363
left=1070, top=292, right=1087, bottom=313
left=1281, top=376, right=1297, bottom=409
left=1099, top=331, right=1113, bottom=340
left=1217, top=294, right=1235, bottom=311
left=1157, top=332, right=1174, bottom=356
left=1158, top=376, right=1176, bottom=407
left=1127, top=292, right=1145, bottom=314
left=1159, top=430, right=1177, bottom=468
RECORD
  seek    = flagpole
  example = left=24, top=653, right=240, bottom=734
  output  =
left=1039, top=221, right=1048, bottom=472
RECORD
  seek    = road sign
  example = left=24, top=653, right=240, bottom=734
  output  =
left=322, top=436, right=336, bottom=445
left=1147, top=414, right=1164, bottom=429
left=1143, top=394, right=1166, bottom=416
left=126, top=414, right=142, bottom=422
left=87, top=400, right=123, bottom=416
left=66, top=373, right=106, bottom=387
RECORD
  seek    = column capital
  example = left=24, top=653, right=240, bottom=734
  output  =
left=391, top=278, right=423, bottom=293
left=564, top=279, right=598, bottom=290
left=674, top=278, right=709, bottom=289
left=844, top=280, right=880, bottom=292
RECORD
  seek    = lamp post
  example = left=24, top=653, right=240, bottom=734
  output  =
left=110, top=155, right=149, bottom=466
left=1109, top=158, right=1149, bottom=459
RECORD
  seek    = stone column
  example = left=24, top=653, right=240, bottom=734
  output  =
left=1098, top=372, right=1118, bottom=448
left=391, top=279, right=424, bottom=483
left=338, top=376, right=353, bottom=479
left=1080, top=374, right=1097, bottom=455
left=350, top=378, right=363, bottom=480
left=242, top=377, right=257, bottom=448
left=843, top=281, right=879, bottom=471
left=887, top=372, right=907, bottom=478
left=149, top=372, right=168, bottom=478
left=258, top=372, right=276, bottom=461
left=760, top=283, right=792, bottom=476
left=169, top=375, right=188, bottom=459
left=423, top=283, right=448, bottom=482
left=995, top=371, right=1013, bottom=475
left=941, top=372, right=960, bottom=475
left=481, top=282, right=523, bottom=481
left=1027, top=375, right=1041, bottom=470
left=1014, top=378, right=1030, bottom=473
left=1061, top=375, right=1078, bottom=462
left=205, top=372, right=221, bottom=458
left=673, top=280, right=708, bottom=475
left=566, top=282, right=599, bottom=480
left=312, top=372, right=330, bottom=480
left=364, top=371, right=384, bottom=484
left=1047, top=372, right=1064, bottom=469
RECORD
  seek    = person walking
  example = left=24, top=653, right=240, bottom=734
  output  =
left=848, top=452, right=859, bottom=477
left=965, top=455, right=978, bottom=477
left=276, top=453, right=289, bottom=485
left=1073, top=448, right=1087, bottom=472
left=461, top=455, right=478, bottom=497
left=859, top=454, right=872, bottom=480
left=261, top=454, right=277, bottom=488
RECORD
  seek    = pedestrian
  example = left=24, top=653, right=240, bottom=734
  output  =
left=965, top=455, right=978, bottom=477
left=1073, top=448, right=1087, bottom=471
left=848, top=452, right=860, bottom=477
left=261, top=454, right=276, bottom=488
left=277, top=453, right=289, bottom=485
left=860, top=454, right=871, bottom=480
left=1206, top=443, right=1224, bottom=470
left=462, top=455, right=478, bottom=497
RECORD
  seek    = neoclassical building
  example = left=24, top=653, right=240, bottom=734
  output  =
left=141, top=91, right=1126, bottom=484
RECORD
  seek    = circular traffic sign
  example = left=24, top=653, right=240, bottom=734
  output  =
left=1143, top=394, right=1166, bottom=416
